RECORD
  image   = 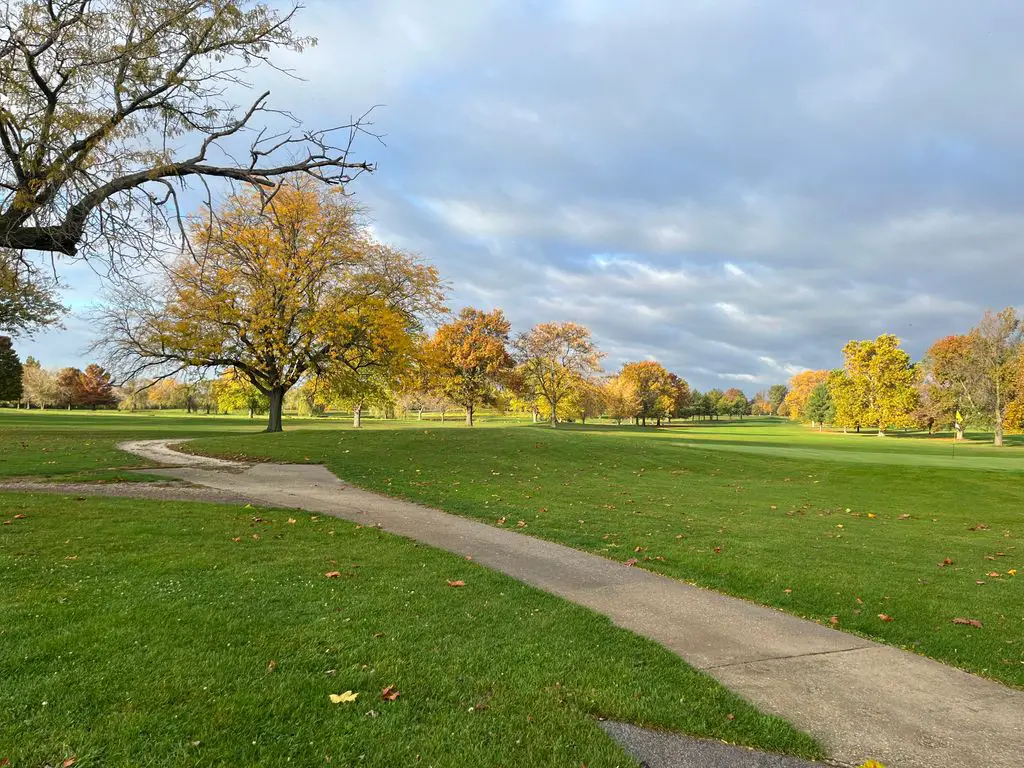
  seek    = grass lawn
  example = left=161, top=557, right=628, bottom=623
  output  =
left=0, top=492, right=820, bottom=767
left=184, top=418, right=1024, bottom=688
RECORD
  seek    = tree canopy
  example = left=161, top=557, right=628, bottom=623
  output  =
left=424, top=307, right=513, bottom=427
left=98, top=180, right=444, bottom=431
left=0, top=0, right=374, bottom=268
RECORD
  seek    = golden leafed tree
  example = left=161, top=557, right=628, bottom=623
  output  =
left=618, top=360, right=675, bottom=425
left=424, top=307, right=514, bottom=427
left=512, top=322, right=603, bottom=427
left=98, top=180, right=445, bottom=431
left=782, top=369, right=829, bottom=421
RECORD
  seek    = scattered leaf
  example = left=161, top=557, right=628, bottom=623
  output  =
left=496, top=517, right=506, bottom=526
left=726, top=713, right=735, bottom=721
left=62, top=758, right=77, bottom=768
left=976, top=580, right=986, bottom=585
left=267, top=659, right=277, bottom=673
left=231, top=537, right=241, bottom=543
left=381, top=685, right=400, bottom=702
left=324, top=571, right=341, bottom=579
left=1009, top=569, right=1018, bottom=576
left=987, top=571, right=1001, bottom=578
left=516, top=520, right=527, bottom=528
left=287, top=518, right=297, bottom=524
left=784, top=588, right=792, bottom=594
left=13, top=514, right=26, bottom=520
left=855, top=597, right=863, bottom=605
left=952, top=617, right=983, bottom=628
left=898, top=513, right=911, bottom=520
left=447, top=580, right=466, bottom=587
left=968, top=523, right=989, bottom=531
left=329, top=691, right=358, bottom=704
left=937, top=558, right=953, bottom=568
left=251, top=533, right=260, bottom=541
left=712, top=546, right=722, bottom=554
left=633, top=546, right=646, bottom=553
left=878, top=613, right=893, bottom=622
left=624, top=558, right=639, bottom=567
left=867, top=513, right=876, bottom=519
left=829, top=615, right=840, bottom=626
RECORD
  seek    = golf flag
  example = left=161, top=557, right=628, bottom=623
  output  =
left=955, top=410, right=964, bottom=427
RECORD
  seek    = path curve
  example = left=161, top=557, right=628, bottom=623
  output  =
left=112, top=439, right=1024, bottom=768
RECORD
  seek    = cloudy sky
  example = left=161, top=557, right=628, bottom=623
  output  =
left=23, top=0, right=1024, bottom=392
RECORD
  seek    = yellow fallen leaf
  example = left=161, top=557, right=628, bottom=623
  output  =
left=329, top=691, right=358, bottom=704
left=287, top=518, right=297, bottom=524
left=867, top=513, right=876, bottom=519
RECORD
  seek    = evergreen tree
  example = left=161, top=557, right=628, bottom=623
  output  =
left=0, top=336, right=23, bottom=402
left=805, top=383, right=835, bottom=431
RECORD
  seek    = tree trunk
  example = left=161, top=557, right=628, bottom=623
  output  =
left=353, top=403, right=363, bottom=428
left=581, top=415, right=586, bottom=425
left=877, top=427, right=886, bottom=437
left=465, top=404, right=474, bottom=427
left=248, top=405, right=255, bottom=419
left=532, top=407, right=538, bottom=424
left=550, top=404, right=558, bottom=428
left=417, top=408, right=423, bottom=421
left=440, top=409, right=445, bottom=423
left=266, top=387, right=285, bottom=433
left=994, top=419, right=1004, bottom=447
left=955, top=423, right=964, bottom=441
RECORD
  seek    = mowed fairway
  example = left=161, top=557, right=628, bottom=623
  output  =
left=185, top=417, right=1024, bottom=688
left=1, top=493, right=819, bottom=767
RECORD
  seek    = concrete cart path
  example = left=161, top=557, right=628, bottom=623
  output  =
left=118, top=439, right=1024, bottom=768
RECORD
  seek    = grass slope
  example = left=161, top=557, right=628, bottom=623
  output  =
left=0, top=493, right=819, bottom=767
left=189, top=420, right=1024, bottom=688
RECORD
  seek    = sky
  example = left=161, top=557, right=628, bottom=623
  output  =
left=20, top=0, right=1024, bottom=392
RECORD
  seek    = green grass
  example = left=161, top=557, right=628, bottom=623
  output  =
left=0, top=493, right=820, bottom=767
left=186, top=419, right=1024, bottom=688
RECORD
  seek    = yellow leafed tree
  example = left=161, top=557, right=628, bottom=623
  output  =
left=99, top=180, right=445, bottom=431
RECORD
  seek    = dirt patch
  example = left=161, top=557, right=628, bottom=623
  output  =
left=0, top=481, right=261, bottom=506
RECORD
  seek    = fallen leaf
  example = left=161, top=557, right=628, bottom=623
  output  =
left=516, top=520, right=527, bottom=528
left=867, top=513, right=876, bottom=519
left=447, top=580, right=466, bottom=587
left=1, top=521, right=10, bottom=525
left=712, top=546, right=722, bottom=554
left=381, top=685, right=400, bottom=702
left=13, top=514, right=26, bottom=520
left=624, top=558, right=639, bottom=567
left=251, top=533, right=260, bottom=541
left=329, top=691, right=358, bottom=704
left=62, top=758, right=77, bottom=768
left=898, top=513, right=911, bottom=520
left=287, top=518, right=297, bottom=524
left=726, top=713, right=735, bottom=721
left=231, top=537, right=241, bottom=543
left=324, top=571, right=341, bottom=578
left=1009, top=569, right=1018, bottom=576
left=633, top=546, right=646, bottom=553
left=937, top=558, right=953, bottom=567
left=987, top=571, right=1001, bottom=578
left=267, top=660, right=277, bottom=673
left=952, top=617, right=983, bottom=628
left=878, top=613, right=893, bottom=622
left=829, top=616, right=840, bottom=626
left=65, top=555, right=77, bottom=561
left=496, top=517, right=506, bottom=526
left=784, top=588, right=793, bottom=594
left=976, top=580, right=986, bottom=585
left=968, top=523, right=989, bottom=531
left=855, top=597, right=863, bottom=605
